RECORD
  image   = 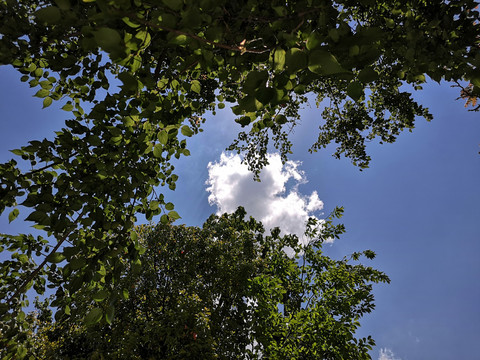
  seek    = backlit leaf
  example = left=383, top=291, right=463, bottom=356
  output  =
left=181, top=125, right=194, bottom=137
left=8, top=209, right=19, bottom=223
left=106, top=305, right=115, bottom=325
left=43, top=97, right=53, bottom=108
left=308, top=49, right=347, bottom=75
left=34, top=89, right=49, bottom=98
left=191, top=80, right=201, bottom=94
left=153, top=144, right=163, bottom=158
left=168, top=211, right=181, bottom=220
left=273, top=49, right=286, bottom=71
left=84, top=307, right=103, bottom=325
left=61, top=103, right=73, bottom=111
left=158, top=131, right=168, bottom=145
left=46, top=252, right=65, bottom=263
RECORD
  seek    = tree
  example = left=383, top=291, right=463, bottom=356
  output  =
left=0, top=1, right=478, bottom=357
left=23, top=208, right=389, bottom=359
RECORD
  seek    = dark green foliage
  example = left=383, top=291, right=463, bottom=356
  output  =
left=25, top=208, right=389, bottom=359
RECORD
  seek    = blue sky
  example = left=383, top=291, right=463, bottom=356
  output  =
left=1, top=65, right=479, bottom=359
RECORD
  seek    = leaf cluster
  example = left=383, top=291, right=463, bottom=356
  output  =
left=22, top=208, right=389, bottom=359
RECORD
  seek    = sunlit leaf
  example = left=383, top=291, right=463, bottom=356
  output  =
left=181, top=125, right=194, bottom=137
left=8, top=208, right=19, bottom=223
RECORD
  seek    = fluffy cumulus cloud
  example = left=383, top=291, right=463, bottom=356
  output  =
left=378, top=348, right=401, bottom=360
left=206, top=152, right=326, bottom=246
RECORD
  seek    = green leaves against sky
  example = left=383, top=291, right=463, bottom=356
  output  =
left=0, top=0, right=479, bottom=358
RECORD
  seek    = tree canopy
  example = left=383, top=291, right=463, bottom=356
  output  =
left=21, top=208, right=389, bottom=359
left=0, top=1, right=479, bottom=358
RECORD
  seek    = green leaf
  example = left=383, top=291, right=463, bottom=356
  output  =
left=238, top=96, right=263, bottom=112
left=105, top=305, right=115, bottom=325
left=275, top=114, right=288, bottom=124
left=158, top=13, right=177, bottom=28
left=63, top=246, right=78, bottom=258
left=0, top=303, right=9, bottom=315
left=17, top=310, right=25, bottom=322
left=153, top=143, right=163, bottom=158
left=18, top=254, right=29, bottom=264
left=46, top=252, right=65, bottom=263
left=10, top=149, right=23, bottom=156
left=358, top=67, right=379, bottom=83
left=158, top=131, right=168, bottom=145
left=244, top=71, right=268, bottom=92
left=93, top=27, right=122, bottom=53
left=349, top=45, right=360, bottom=57
left=130, top=54, right=142, bottom=73
left=122, top=17, right=140, bottom=28
left=168, top=211, right=181, bottom=221
left=272, top=6, right=287, bottom=16
left=347, top=81, right=364, bottom=101
left=135, top=30, right=151, bottom=48
left=8, top=208, right=19, bottom=223
left=273, top=49, right=286, bottom=71
left=328, top=28, right=340, bottom=42
left=165, top=202, right=174, bottom=211
left=191, top=80, right=201, bottom=94
left=118, top=72, right=139, bottom=92
left=470, top=76, right=480, bottom=87
left=306, top=32, right=323, bottom=51
left=130, top=231, right=138, bottom=241
left=204, top=26, right=223, bottom=42
left=25, top=210, right=50, bottom=225
left=236, top=116, right=252, bottom=127
left=84, top=307, right=103, bottom=326
left=34, top=89, right=49, bottom=98
left=255, top=87, right=275, bottom=105
left=149, top=201, right=159, bottom=210
left=70, top=257, right=86, bottom=270
left=308, top=49, right=347, bottom=75
left=285, top=48, right=308, bottom=74
left=43, top=96, right=53, bottom=108
left=92, top=289, right=109, bottom=302
left=35, top=6, right=62, bottom=24
left=62, top=103, right=74, bottom=111
left=169, top=34, right=188, bottom=45
left=181, top=125, right=194, bottom=137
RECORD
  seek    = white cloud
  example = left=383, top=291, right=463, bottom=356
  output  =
left=206, top=152, right=326, bottom=247
left=378, top=348, right=401, bottom=360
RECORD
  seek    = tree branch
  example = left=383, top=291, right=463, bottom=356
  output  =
left=7, top=208, right=86, bottom=304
